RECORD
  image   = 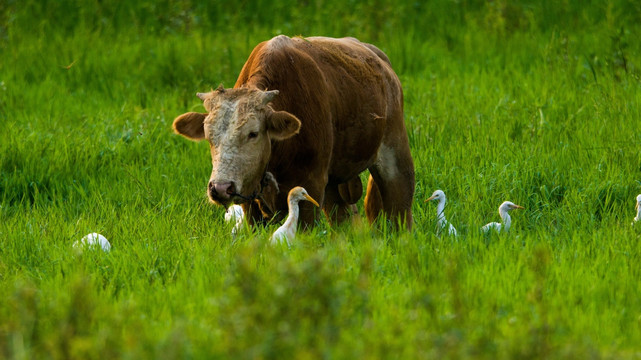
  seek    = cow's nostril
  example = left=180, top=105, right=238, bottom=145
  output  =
left=212, top=182, right=232, bottom=199
left=227, top=182, right=236, bottom=195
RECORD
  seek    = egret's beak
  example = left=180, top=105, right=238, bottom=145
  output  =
left=304, top=194, right=320, bottom=207
left=513, top=204, right=525, bottom=210
left=425, top=195, right=437, bottom=202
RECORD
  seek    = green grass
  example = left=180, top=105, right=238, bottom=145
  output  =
left=2, top=0, right=641, bottom=358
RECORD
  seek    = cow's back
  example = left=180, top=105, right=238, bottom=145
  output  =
left=236, top=35, right=404, bottom=184
left=298, top=37, right=404, bottom=181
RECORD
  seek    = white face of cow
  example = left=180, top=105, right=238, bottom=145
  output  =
left=172, top=87, right=301, bottom=206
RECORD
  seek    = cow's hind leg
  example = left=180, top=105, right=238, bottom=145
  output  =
left=295, top=181, right=325, bottom=230
left=365, top=143, right=415, bottom=230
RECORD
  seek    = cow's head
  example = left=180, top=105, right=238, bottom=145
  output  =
left=173, top=86, right=301, bottom=206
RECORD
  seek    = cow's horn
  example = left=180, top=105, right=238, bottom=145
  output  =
left=262, top=90, right=279, bottom=105
left=196, top=92, right=207, bottom=100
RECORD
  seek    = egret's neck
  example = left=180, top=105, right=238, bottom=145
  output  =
left=435, top=198, right=446, bottom=223
left=284, top=198, right=300, bottom=230
left=636, top=204, right=641, bottom=221
left=500, top=209, right=511, bottom=231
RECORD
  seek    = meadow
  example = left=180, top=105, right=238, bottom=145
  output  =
left=1, top=0, right=641, bottom=358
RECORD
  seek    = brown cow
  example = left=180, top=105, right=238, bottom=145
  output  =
left=173, top=35, right=415, bottom=229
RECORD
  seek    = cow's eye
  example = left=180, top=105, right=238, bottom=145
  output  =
left=248, top=132, right=258, bottom=139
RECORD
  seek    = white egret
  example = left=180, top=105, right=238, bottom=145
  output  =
left=74, top=233, right=111, bottom=252
left=481, top=201, right=524, bottom=234
left=271, top=187, right=320, bottom=246
left=225, top=204, right=245, bottom=237
left=425, top=189, right=458, bottom=236
left=633, top=194, right=641, bottom=224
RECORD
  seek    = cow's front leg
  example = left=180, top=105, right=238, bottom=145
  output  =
left=292, top=176, right=327, bottom=230
left=244, top=201, right=273, bottom=227
left=322, top=179, right=362, bottom=226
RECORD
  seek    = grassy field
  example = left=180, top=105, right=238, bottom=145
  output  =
left=2, top=0, right=641, bottom=358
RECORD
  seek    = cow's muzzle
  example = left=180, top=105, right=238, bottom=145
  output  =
left=208, top=172, right=275, bottom=206
left=208, top=181, right=236, bottom=203
left=208, top=180, right=258, bottom=205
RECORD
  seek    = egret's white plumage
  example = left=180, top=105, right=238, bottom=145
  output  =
left=270, top=186, right=319, bottom=246
left=633, top=194, right=641, bottom=224
left=481, top=201, right=524, bottom=234
left=74, top=233, right=111, bottom=252
left=425, top=189, right=458, bottom=236
left=225, top=205, right=245, bottom=237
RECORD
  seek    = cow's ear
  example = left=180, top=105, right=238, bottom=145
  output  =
left=267, top=111, right=301, bottom=141
left=173, top=112, right=207, bottom=141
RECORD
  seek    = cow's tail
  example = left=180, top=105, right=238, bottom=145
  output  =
left=364, top=175, right=383, bottom=224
